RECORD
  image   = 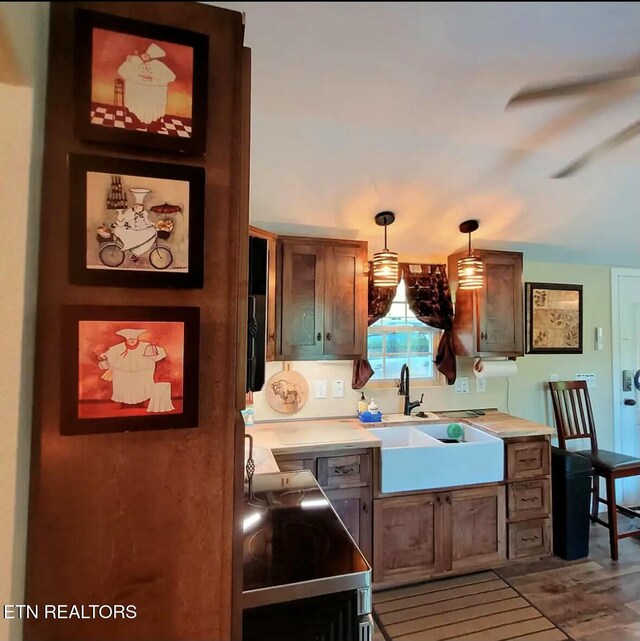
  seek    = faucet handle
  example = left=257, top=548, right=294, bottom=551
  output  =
left=419, top=393, right=424, bottom=404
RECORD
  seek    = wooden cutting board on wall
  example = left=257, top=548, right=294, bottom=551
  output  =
left=265, top=363, right=309, bottom=414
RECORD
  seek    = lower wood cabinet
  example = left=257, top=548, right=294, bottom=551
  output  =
left=373, top=493, right=442, bottom=586
left=324, top=487, right=372, bottom=562
left=373, top=485, right=506, bottom=587
left=273, top=449, right=373, bottom=564
left=450, top=486, right=506, bottom=573
left=508, top=518, right=552, bottom=559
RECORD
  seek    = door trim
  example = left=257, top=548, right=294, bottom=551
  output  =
left=611, top=268, right=640, bottom=456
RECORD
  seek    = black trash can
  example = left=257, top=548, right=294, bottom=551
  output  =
left=551, top=446, right=594, bottom=560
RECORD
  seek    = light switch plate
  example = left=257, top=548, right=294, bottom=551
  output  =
left=455, top=377, right=469, bottom=394
left=476, top=377, right=486, bottom=393
left=333, top=380, right=345, bottom=398
left=315, top=380, right=327, bottom=399
left=576, top=373, right=597, bottom=389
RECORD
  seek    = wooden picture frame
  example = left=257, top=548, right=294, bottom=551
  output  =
left=69, top=153, right=205, bottom=289
left=60, top=305, right=200, bottom=435
left=526, top=282, right=583, bottom=354
left=74, top=8, right=209, bottom=154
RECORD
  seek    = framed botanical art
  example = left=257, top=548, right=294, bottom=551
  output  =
left=526, top=282, right=583, bottom=354
left=60, top=305, right=200, bottom=435
left=69, top=153, right=205, bottom=288
left=74, top=9, right=209, bottom=154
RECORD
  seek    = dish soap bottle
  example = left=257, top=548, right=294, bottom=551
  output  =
left=358, top=392, right=368, bottom=415
left=368, top=398, right=379, bottom=413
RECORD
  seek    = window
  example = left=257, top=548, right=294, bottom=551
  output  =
left=367, top=277, right=441, bottom=382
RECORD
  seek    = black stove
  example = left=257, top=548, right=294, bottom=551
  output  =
left=242, top=471, right=371, bottom=609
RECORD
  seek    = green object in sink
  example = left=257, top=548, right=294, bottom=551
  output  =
left=447, top=423, right=464, bottom=439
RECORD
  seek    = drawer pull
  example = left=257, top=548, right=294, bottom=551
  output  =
left=522, top=496, right=539, bottom=503
left=520, top=457, right=538, bottom=464
left=334, top=465, right=357, bottom=475
left=522, top=535, right=540, bottom=543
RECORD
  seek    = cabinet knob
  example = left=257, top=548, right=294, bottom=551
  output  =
left=446, top=496, right=452, bottom=505
left=480, top=331, right=488, bottom=340
left=362, top=502, right=368, bottom=514
left=326, top=332, right=332, bottom=341
left=317, top=332, right=322, bottom=341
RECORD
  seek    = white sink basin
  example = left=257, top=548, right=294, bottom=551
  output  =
left=369, top=423, right=503, bottom=493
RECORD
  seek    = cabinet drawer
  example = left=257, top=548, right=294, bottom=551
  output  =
left=317, top=454, right=370, bottom=488
left=508, top=518, right=551, bottom=559
left=508, top=480, right=551, bottom=521
left=506, top=440, right=550, bottom=481
left=275, top=458, right=315, bottom=474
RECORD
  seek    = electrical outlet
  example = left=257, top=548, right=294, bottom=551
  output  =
left=476, top=377, right=486, bottom=393
left=314, top=380, right=327, bottom=399
left=333, top=380, right=345, bottom=398
left=455, top=377, right=469, bottom=394
left=549, top=374, right=559, bottom=382
left=576, top=373, right=597, bottom=389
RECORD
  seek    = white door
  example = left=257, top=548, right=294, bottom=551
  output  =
left=612, top=269, right=640, bottom=505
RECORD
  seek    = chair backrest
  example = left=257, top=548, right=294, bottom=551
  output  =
left=548, top=380, right=598, bottom=451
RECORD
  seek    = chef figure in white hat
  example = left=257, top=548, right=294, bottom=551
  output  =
left=117, top=43, right=177, bottom=125
left=98, top=328, right=167, bottom=407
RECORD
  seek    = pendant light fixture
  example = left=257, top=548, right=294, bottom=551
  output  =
left=457, top=219, right=483, bottom=290
left=372, top=211, right=399, bottom=287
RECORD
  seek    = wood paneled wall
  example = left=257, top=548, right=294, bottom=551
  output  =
left=24, top=3, right=248, bottom=640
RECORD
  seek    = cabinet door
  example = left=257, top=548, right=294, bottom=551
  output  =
left=373, top=493, right=443, bottom=586
left=476, top=251, right=523, bottom=355
left=278, top=241, right=325, bottom=359
left=323, top=244, right=367, bottom=358
left=325, top=487, right=372, bottom=563
left=449, top=485, right=506, bottom=573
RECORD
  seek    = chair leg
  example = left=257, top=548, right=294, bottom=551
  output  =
left=591, top=474, right=600, bottom=522
left=606, top=474, right=619, bottom=561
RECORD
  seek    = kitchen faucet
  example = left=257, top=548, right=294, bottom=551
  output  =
left=397, top=364, right=424, bottom=416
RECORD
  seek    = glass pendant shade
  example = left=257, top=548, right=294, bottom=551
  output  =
left=372, top=211, right=399, bottom=287
left=457, top=219, right=483, bottom=290
left=372, top=250, right=399, bottom=287
left=457, top=254, right=483, bottom=290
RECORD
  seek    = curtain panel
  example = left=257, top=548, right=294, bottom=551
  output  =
left=352, top=263, right=456, bottom=389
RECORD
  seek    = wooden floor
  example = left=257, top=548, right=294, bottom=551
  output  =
left=374, top=521, right=640, bottom=641
left=497, top=521, right=640, bottom=641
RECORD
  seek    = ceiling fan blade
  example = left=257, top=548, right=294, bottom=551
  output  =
left=552, top=119, right=640, bottom=178
left=507, top=67, right=640, bottom=107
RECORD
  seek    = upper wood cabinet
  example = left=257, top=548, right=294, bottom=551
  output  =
left=447, top=249, right=524, bottom=357
left=277, top=237, right=367, bottom=360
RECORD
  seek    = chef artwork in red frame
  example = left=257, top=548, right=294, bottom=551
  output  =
left=61, top=305, right=200, bottom=435
left=75, top=10, right=209, bottom=155
left=78, top=320, right=184, bottom=419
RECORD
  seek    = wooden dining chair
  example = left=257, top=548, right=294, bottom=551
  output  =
left=549, top=380, right=640, bottom=560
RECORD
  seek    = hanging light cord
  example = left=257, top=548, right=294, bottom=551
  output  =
left=384, top=223, right=389, bottom=251
left=468, top=232, right=472, bottom=256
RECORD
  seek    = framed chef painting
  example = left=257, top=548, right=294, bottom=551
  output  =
left=60, top=305, right=200, bottom=435
left=74, top=9, right=209, bottom=154
left=68, top=153, right=205, bottom=289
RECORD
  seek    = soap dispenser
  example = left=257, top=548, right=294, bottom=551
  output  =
left=358, top=392, right=368, bottom=415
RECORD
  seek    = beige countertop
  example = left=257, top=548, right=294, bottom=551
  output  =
left=461, top=410, right=556, bottom=439
left=245, top=411, right=555, bottom=474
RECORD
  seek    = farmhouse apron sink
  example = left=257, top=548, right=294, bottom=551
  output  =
left=368, top=424, right=504, bottom=493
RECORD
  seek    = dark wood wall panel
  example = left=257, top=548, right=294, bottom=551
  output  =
left=24, top=3, right=248, bottom=640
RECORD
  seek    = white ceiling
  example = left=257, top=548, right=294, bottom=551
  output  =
left=211, top=2, right=640, bottom=266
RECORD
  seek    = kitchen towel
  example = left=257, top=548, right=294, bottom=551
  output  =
left=473, top=358, right=518, bottom=379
